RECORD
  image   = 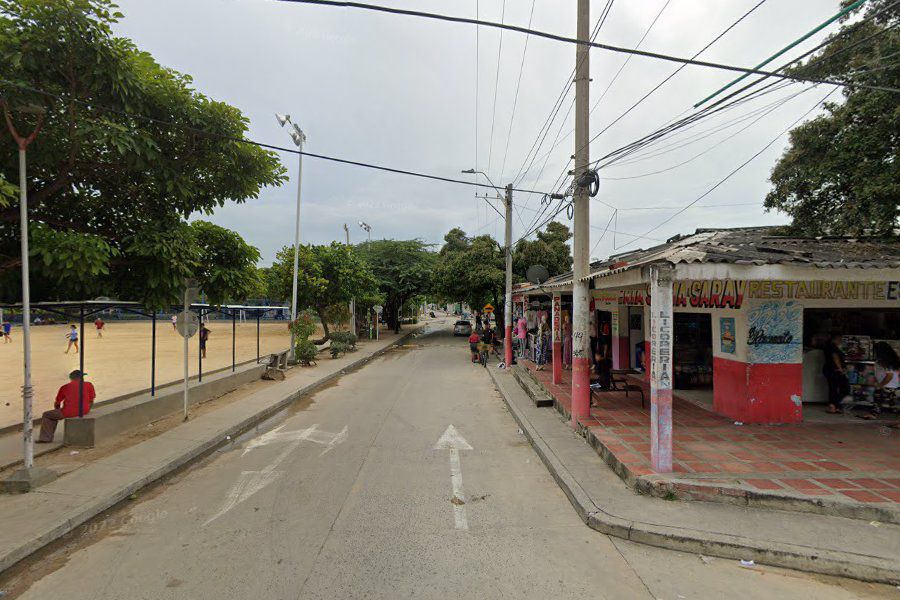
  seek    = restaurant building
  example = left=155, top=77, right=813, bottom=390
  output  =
left=516, top=227, right=899, bottom=427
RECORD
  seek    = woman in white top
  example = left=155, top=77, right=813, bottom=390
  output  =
left=862, top=342, right=899, bottom=420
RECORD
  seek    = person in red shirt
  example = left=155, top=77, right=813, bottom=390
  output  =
left=37, top=370, right=96, bottom=443
left=468, top=331, right=480, bottom=363
left=94, top=317, right=105, bottom=338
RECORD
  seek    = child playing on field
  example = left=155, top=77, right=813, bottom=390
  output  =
left=2, top=320, right=11, bottom=343
left=94, top=317, right=105, bottom=338
left=65, top=324, right=79, bottom=354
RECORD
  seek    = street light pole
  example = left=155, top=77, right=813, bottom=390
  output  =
left=359, top=221, right=371, bottom=242
left=344, top=223, right=356, bottom=336
left=276, top=114, right=307, bottom=359
left=1, top=102, right=57, bottom=491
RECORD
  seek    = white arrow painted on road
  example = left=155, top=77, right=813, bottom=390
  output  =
left=205, top=424, right=349, bottom=525
left=434, top=425, right=473, bottom=531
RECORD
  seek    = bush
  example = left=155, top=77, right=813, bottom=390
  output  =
left=329, top=341, right=350, bottom=358
left=295, top=339, right=318, bottom=365
left=329, top=331, right=357, bottom=349
left=290, top=310, right=317, bottom=341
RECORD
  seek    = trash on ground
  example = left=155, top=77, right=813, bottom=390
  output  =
left=739, top=559, right=755, bottom=568
left=869, top=520, right=881, bottom=527
left=450, top=496, right=465, bottom=505
left=225, top=435, right=231, bottom=440
left=517, top=428, right=524, bottom=435
left=699, top=555, right=713, bottom=565
left=734, top=421, right=744, bottom=426
left=69, top=450, right=79, bottom=456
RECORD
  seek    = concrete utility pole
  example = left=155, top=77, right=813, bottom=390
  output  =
left=344, top=224, right=356, bottom=336
left=649, top=264, right=674, bottom=472
left=571, top=0, right=592, bottom=428
left=504, top=184, right=513, bottom=368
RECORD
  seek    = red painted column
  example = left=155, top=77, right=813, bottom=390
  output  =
left=649, top=264, right=673, bottom=473
left=552, top=293, right=563, bottom=384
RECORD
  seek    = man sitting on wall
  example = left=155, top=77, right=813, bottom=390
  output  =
left=36, top=370, right=96, bottom=443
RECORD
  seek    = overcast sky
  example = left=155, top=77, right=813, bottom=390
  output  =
left=111, top=0, right=845, bottom=266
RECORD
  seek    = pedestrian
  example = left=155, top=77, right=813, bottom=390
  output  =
left=822, top=333, right=850, bottom=414
left=64, top=324, right=79, bottom=354
left=468, top=330, right=481, bottom=363
left=860, top=342, right=900, bottom=420
left=534, top=315, right=551, bottom=371
left=200, top=324, right=210, bottom=359
left=515, top=313, right=527, bottom=358
left=94, top=317, right=105, bottom=338
left=562, top=314, right=573, bottom=370
left=2, top=319, right=11, bottom=344
left=37, top=370, right=96, bottom=443
left=171, top=314, right=177, bottom=331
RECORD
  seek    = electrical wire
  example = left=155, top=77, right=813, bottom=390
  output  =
left=617, top=86, right=839, bottom=249
left=485, top=0, right=507, bottom=180
left=0, top=79, right=552, bottom=196
left=274, top=0, right=900, bottom=93
left=498, top=0, right=536, bottom=183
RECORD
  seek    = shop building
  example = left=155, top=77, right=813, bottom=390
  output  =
left=516, top=227, right=899, bottom=427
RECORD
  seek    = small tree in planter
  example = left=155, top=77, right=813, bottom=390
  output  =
left=290, top=310, right=319, bottom=366
left=329, top=341, right=350, bottom=358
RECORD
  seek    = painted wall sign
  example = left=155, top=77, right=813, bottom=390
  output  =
left=747, top=280, right=899, bottom=301
left=719, top=317, right=736, bottom=354
left=620, top=280, right=745, bottom=309
left=746, top=301, right=803, bottom=364
left=552, top=294, right=561, bottom=343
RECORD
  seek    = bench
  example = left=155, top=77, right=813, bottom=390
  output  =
left=262, top=350, right=290, bottom=380
left=590, top=370, right=645, bottom=409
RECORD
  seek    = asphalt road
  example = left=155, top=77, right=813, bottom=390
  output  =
left=8, top=324, right=893, bottom=599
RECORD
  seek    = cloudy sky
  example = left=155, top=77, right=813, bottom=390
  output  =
left=111, top=0, right=846, bottom=265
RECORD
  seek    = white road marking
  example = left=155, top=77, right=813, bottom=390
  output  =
left=206, top=423, right=349, bottom=525
left=434, top=425, right=473, bottom=531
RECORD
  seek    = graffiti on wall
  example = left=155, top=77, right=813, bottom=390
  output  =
left=746, top=301, right=803, bottom=364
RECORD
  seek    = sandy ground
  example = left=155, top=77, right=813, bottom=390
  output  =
left=0, top=320, right=294, bottom=428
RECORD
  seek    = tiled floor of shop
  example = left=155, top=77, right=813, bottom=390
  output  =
left=523, top=361, right=900, bottom=504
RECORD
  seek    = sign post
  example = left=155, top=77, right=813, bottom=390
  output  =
left=649, top=264, right=674, bottom=473
left=373, top=305, right=383, bottom=341
left=178, top=280, right=200, bottom=421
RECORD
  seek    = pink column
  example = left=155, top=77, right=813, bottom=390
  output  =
left=552, top=293, right=563, bottom=384
left=649, top=264, right=673, bottom=473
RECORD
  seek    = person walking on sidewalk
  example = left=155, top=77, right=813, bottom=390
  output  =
left=37, top=370, right=96, bottom=443
left=823, top=333, right=850, bottom=414
left=200, top=324, right=210, bottom=359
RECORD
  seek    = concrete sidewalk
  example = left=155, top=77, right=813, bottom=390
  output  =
left=488, top=368, right=900, bottom=585
left=0, top=323, right=431, bottom=575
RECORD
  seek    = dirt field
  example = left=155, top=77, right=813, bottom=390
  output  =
left=0, top=320, right=294, bottom=428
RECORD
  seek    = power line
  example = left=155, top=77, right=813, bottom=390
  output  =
left=275, top=0, right=900, bottom=93
left=498, top=0, right=536, bottom=183
left=485, top=0, right=507, bottom=180
left=617, top=86, right=839, bottom=249
left=0, top=79, right=552, bottom=196
left=537, top=0, right=768, bottom=198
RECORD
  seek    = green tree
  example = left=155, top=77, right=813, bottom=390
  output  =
left=0, top=0, right=286, bottom=304
left=432, top=230, right=506, bottom=325
left=269, top=242, right=375, bottom=341
left=513, top=221, right=572, bottom=280
left=354, top=239, right=435, bottom=333
left=764, top=0, right=899, bottom=236
left=190, top=221, right=262, bottom=305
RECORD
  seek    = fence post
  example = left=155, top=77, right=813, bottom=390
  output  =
left=151, top=312, right=157, bottom=396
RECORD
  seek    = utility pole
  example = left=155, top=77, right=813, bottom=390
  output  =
left=571, top=0, right=592, bottom=428
left=503, top=184, right=513, bottom=368
left=344, top=223, right=356, bottom=336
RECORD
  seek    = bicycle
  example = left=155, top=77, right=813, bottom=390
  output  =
left=477, top=342, right=491, bottom=368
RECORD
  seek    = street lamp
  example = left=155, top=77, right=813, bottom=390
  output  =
left=275, top=113, right=307, bottom=359
left=358, top=221, right=371, bottom=241
left=1, top=101, right=57, bottom=491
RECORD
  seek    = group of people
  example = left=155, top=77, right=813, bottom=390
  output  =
left=822, top=334, right=899, bottom=420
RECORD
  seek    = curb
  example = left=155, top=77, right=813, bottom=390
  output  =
left=488, top=368, right=900, bottom=585
left=0, top=326, right=427, bottom=576
left=517, top=366, right=900, bottom=525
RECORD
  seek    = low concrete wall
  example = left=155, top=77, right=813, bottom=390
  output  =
left=64, top=363, right=267, bottom=447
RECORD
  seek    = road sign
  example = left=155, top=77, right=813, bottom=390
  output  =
left=373, top=305, right=383, bottom=314
left=175, top=310, right=199, bottom=338
left=483, top=304, right=494, bottom=313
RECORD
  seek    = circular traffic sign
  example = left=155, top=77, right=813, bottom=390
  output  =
left=373, top=305, right=383, bottom=314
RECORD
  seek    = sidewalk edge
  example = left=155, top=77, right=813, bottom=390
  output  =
left=488, top=368, right=900, bottom=586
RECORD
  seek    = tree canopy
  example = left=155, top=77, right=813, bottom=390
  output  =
left=765, top=0, right=899, bottom=236
left=268, top=242, right=376, bottom=340
left=513, top=221, right=572, bottom=281
left=0, top=0, right=286, bottom=305
left=354, top=239, right=435, bottom=333
left=432, top=229, right=506, bottom=322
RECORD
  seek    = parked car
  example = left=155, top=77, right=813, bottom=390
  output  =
left=453, top=320, right=473, bottom=336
